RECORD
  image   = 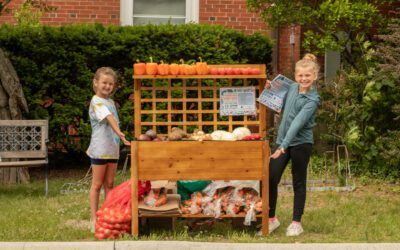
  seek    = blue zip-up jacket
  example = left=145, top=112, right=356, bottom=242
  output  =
left=276, top=83, right=320, bottom=150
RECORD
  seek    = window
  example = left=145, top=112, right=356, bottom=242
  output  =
left=120, top=0, right=199, bottom=26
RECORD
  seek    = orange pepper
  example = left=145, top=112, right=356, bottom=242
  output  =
left=170, top=63, right=180, bottom=75
left=133, top=61, right=146, bottom=75
left=158, top=61, right=170, bottom=75
left=195, top=57, right=209, bottom=75
left=146, top=56, right=158, bottom=75
left=179, top=59, right=187, bottom=75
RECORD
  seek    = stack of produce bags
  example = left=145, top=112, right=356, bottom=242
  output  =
left=180, top=180, right=262, bottom=225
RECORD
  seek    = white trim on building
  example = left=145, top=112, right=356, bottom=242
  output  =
left=120, top=0, right=199, bottom=26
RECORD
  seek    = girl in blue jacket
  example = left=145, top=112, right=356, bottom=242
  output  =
left=265, top=54, right=320, bottom=236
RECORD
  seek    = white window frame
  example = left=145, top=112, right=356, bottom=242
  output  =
left=120, top=0, right=199, bottom=26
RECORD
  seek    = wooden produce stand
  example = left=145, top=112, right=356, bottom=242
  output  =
left=131, top=64, right=270, bottom=236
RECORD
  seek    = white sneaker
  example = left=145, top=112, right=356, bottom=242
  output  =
left=269, top=218, right=280, bottom=233
left=257, top=218, right=280, bottom=236
left=286, top=222, right=304, bottom=236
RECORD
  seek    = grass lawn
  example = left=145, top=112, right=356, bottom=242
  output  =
left=0, top=168, right=399, bottom=242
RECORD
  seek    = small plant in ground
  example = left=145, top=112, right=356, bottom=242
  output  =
left=14, top=0, right=56, bottom=27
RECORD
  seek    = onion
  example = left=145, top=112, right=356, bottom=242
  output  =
left=145, top=129, right=157, bottom=139
left=138, top=134, right=151, bottom=141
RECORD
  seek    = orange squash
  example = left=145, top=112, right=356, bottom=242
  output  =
left=184, top=64, right=197, bottom=75
left=158, top=61, right=170, bottom=75
left=170, top=63, right=180, bottom=75
left=179, top=59, right=188, bottom=75
left=195, top=57, right=209, bottom=75
left=146, top=57, right=158, bottom=75
left=133, top=62, right=146, bottom=75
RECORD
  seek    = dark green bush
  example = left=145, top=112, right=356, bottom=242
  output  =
left=0, top=23, right=272, bottom=154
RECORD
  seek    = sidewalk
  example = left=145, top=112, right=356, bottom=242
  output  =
left=1, top=242, right=400, bottom=250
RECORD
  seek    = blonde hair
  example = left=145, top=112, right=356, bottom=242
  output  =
left=92, top=67, right=118, bottom=93
left=295, top=53, right=320, bottom=76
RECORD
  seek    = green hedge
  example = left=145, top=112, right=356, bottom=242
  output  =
left=0, top=23, right=272, bottom=154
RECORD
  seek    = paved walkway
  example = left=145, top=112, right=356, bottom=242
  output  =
left=1, top=242, right=400, bottom=250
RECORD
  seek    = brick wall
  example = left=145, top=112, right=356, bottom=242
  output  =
left=277, top=25, right=301, bottom=76
left=0, top=0, right=119, bottom=25
left=198, top=0, right=299, bottom=74
left=199, top=0, right=271, bottom=35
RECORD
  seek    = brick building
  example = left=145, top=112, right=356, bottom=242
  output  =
left=0, top=0, right=300, bottom=74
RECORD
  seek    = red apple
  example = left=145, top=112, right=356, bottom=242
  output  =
left=210, top=68, right=218, bottom=75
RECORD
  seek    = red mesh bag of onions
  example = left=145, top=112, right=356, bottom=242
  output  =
left=94, top=180, right=150, bottom=240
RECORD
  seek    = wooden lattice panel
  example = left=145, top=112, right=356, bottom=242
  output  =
left=0, top=120, right=48, bottom=159
left=133, top=64, right=267, bottom=138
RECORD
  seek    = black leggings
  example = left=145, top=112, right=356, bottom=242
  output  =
left=269, top=143, right=312, bottom=222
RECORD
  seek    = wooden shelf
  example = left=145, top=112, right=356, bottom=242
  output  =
left=139, top=212, right=263, bottom=218
left=134, top=74, right=267, bottom=79
left=131, top=64, right=270, bottom=237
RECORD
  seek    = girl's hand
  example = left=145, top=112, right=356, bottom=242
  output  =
left=264, top=80, right=271, bottom=89
left=270, top=148, right=285, bottom=159
left=118, top=132, right=131, bottom=146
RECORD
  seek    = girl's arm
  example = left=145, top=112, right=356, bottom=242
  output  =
left=278, top=101, right=318, bottom=150
left=105, top=114, right=131, bottom=145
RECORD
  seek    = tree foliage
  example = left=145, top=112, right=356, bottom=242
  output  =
left=247, top=0, right=387, bottom=66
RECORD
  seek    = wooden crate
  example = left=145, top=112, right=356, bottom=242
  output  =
left=131, top=64, right=270, bottom=236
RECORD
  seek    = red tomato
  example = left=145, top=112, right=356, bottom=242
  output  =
left=225, top=67, right=233, bottom=75
left=217, top=68, right=226, bottom=75
left=250, top=68, right=261, bottom=75
left=241, top=67, right=250, bottom=75
left=209, top=68, right=218, bottom=75
left=233, top=68, right=241, bottom=75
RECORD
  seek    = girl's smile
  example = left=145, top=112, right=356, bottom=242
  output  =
left=295, top=66, right=317, bottom=93
left=93, top=74, right=115, bottom=98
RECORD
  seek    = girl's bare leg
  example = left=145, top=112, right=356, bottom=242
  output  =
left=103, top=162, right=118, bottom=198
left=90, top=164, right=107, bottom=221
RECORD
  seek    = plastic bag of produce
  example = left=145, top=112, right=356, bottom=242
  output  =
left=143, top=188, right=168, bottom=207
left=203, top=180, right=259, bottom=198
left=243, top=202, right=257, bottom=226
left=177, top=180, right=211, bottom=201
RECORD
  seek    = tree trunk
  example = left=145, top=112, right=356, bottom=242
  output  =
left=0, top=48, right=30, bottom=184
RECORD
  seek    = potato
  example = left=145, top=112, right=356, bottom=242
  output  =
left=168, top=131, right=182, bottom=141
left=171, top=127, right=187, bottom=138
